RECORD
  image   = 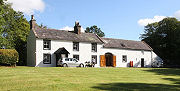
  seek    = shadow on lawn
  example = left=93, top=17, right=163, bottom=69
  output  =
left=92, top=69, right=180, bottom=91
left=144, top=68, right=180, bottom=85
left=144, top=68, right=180, bottom=76
left=92, top=83, right=180, bottom=91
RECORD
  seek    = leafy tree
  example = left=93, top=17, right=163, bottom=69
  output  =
left=85, top=25, right=105, bottom=37
left=39, top=23, right=48, bottom=29
left=0, top=1, right=30, bottom=65
left=140, top=17, right=180, bottom=67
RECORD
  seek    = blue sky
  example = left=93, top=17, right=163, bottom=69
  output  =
left=7, top=0, right=180, bottom=40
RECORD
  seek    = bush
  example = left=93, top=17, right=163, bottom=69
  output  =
left=0, top=49, right=19, bottom=66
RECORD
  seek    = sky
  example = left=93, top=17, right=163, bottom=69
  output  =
left=6, top=0, right=180, bottom=40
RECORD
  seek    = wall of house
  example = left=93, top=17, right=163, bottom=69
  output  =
left=99, top=47, right=152, bottom=67
left=34, top=38, right=162, bottom=67
left=27, top=30, right=36, bottom=66
left=35, top=39, right=102, bottom=67
left=151, top=52, right=163, bottom=67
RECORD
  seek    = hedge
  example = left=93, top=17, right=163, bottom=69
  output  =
left=0, top=49, right=19, bottom=66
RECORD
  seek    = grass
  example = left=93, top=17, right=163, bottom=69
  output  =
left=0, top=67, right=180, bottom=91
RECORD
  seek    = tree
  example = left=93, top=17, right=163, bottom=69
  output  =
left=85, top=25, right=105, bottom=37
left=39, top=23, right=48, bottom=29
left=0, top=1, right=30, bottom=65
left=140, top=17, right=180, bottom=67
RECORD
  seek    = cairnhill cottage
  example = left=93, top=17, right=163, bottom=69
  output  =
left=27, top=15, right=162, bottom=67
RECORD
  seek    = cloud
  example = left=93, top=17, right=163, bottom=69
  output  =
left=60, top=26, right=85, bottom=32
left=60, top=26, right=74, bottom=31
left=6, top=0, right=45, bottom=15
left=138, top=16, right=167, bottom=26
left=174, top=10, right=180, bottom=19
left=138, top=9, right=180, bottom=26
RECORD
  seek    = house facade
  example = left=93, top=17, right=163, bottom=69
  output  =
left=27, top=15, right=162, bottom=67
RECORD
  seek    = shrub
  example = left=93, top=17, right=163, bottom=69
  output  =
left=0, top=49, right=19, bottom=66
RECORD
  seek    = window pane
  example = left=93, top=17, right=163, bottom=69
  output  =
left=73, top=42, right=79, bottom=51
left=73, top=55, right=79, bottom=60
left=92, top=55, right=97, bottom=64
left=92, top=43, right=97, bottom=52
left=43, top=40, right=51, bottom=50
left=43, top=54, right=51, bottom=64
left=122, top=55, right=127, bottom=62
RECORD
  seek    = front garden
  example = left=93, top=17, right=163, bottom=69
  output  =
left=0, top=67, right=180, bottom=91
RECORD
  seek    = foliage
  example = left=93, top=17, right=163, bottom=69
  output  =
left=0, top=67, right=180, bottom=90
left=0, top=1, right=30, bottom=65
left=140, top=17, right=180, bottom=67
left=85, top=25, right=105, bottom=37
left=38, top=23, right=48, bottom=29
left=0, top=49, right=19, bottom=66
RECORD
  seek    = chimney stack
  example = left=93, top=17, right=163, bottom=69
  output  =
left=30, top=15, right=36, bottom=30
left=74, top=21, right=81, bottom=34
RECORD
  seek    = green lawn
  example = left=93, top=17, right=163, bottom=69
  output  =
left=0, top=67, right=180, bottom=91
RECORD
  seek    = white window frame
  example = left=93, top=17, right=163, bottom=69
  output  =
left=43, top=54, right=51, bottom=64
left=122, top=55, right=127, bottom=63
left=43, top=40, right=51, bottom=50
left=73, top=55, right=79, bottom=60
left=92, top=55, right=97, bottom=64
left=73, top=42, right=79, bottom=51
left=91, top=43, right=97, bottom=52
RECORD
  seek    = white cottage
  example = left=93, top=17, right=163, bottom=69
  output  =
left=27, top=15, right=162, bottom=67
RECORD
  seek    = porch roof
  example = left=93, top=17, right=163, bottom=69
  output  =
left=54, top=47, right=70, bottom=54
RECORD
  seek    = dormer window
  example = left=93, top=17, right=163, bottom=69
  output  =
left=92, top=43, right=97, bottom=52
left=120, top=43, right=126, bottom=47
left=43, top=40, right=51, bottom=50
left=73, top=42, right=79, bottom=51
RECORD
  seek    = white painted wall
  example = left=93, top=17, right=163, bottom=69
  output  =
left=34, top=38, right=154, bottom=67
left=27, top=34, right=162, bottom=67
left=152, top=52, right=163, bottom=62
left=35, top=39, right=102, bottom=67
left=27, top=30, right=36, bottom=66
left=151, top=52, right=163, bottom=67
left=100, top=47, right=152, bottom=67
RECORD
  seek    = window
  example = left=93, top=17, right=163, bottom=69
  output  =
left=73, top=55, right=79, bottom=60
left=122, top=55, right=127, bottom=63
left=43, top=54, right=51, bottom=64
left=43, top=40, right=51, bottom=50
left=92, top=55, right=97, bottom=64
left=92, top=43, right=97, bottom=52
left=120, top=43, right=126, bottom=47
left=73, top=42, right=79, bottom=51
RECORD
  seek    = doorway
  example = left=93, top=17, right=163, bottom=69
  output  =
left=105, top=53, right=113, bottom=67
left=100, top=53, right=116, bottom=67
left=54, top=47, right=69, bottom=67
left=141, top=58, right=144, bottom=67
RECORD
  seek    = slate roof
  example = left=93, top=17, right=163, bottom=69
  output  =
left=32, top=26, right=152, bottom=51
left=102, top=38, right=152, bottom=51
left=33, top=26, right=103, bottom=43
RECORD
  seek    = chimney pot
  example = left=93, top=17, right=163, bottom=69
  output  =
left=30, top=15, right=36, bottom=30
left=31, top=15, right=34, bottom=20
left=74, top=21, right=81, bottom=34
left=75, top=21, right=79, bottom=26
